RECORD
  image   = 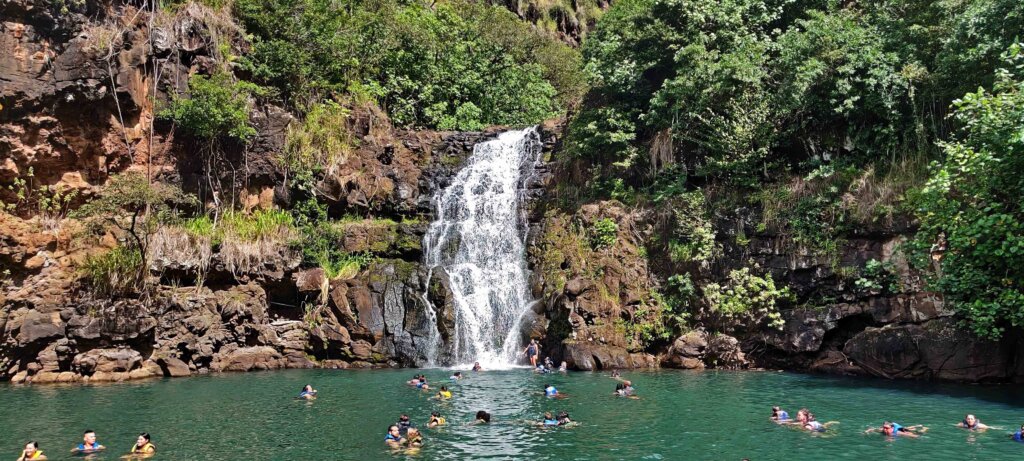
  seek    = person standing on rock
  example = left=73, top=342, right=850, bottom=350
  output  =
left=523, top=339, right=540, bottom=368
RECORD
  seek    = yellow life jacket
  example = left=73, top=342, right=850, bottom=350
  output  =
left=27, top=450, right=43, bottom=459
left=437, top=417, right=446, bottom=425
left=439, top=390, right=452, bottom=399
left=131, top=443, right=155, bottom=453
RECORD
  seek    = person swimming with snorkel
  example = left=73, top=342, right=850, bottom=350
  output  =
left=865, top=421, right=928, bottom=438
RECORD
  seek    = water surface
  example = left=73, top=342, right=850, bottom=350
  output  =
left=2, top=369, right=1023, bottom=460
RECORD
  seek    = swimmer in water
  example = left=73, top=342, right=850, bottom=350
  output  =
left=404, top=427, right=424, bottom=448
left=72, top=430, right=106, bottom=454
left=435, top=386, right=453, bottom=400
left=472, top=362, right=483, bottom=372
left=958, top=414, right=990, bottom=431
left=472, top=411, right=491, bottom=425
left=771, top=406, right=790, bottom=422
left=544, top=383, right=559, bottom=397
left=17, top=442, right=46, bottom=460
left=1010, top=423, right=1024, bottom=442
left=556, top=411, right=574, bottom=426
left=558, top=361, right=567, bottom=372
left=450, top=371, right=463, bottom=380
left=130, top=433, right=156, bottom=454
left=614, top=381, right=637, bottom=398
left=865, top=421, right=927, bottom=438
left=384, top=425, right=404, bottom=448
left=428, top=411, right=447, bottom=428
left=396, top=414, right=415, bottom=436
left=539, top=412, right=560, bottom=427
left=544, top=357, right=554, bottom=369
left=794, top=409, right=837, bottom=433
left=298, top=384, right=317, bottom=400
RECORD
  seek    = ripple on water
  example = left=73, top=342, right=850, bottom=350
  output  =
left=1, top=369, right=1024, bottom=460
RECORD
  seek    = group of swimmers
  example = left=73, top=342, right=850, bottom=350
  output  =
left=771, top=406, right=1024, bottom=442
left=16, top=430, right=155, bottom=460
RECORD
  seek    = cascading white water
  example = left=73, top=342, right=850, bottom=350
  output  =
left=422, top=127, right=542, bottom=368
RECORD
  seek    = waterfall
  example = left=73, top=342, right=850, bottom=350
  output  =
left=422, top=127, right=542, bottom=368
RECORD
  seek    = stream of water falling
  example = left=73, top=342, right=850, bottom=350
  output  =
left=421, top=127, right=543, bottom=368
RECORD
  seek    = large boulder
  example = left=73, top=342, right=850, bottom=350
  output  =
left=844, top=319, right=1013, bottom=381
left=72, top=348, right=143, bottom=374
left=211, top=346, right=285, bottom=372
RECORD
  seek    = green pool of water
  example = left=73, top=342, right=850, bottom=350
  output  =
left=2, top=369, right=1023, bottom=460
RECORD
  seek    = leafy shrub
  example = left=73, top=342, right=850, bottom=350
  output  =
left=854, top=259, right=900, bottom=295
left=703, top=267, right=790, bottom=332
left=162, top=72, right=261, bottom=141
left=911, top=43, right=1024, bottom=339
left=282, top=100, right=354, bottom=181
left=666, top=191, right=715, bottom=263
left=589, top=218, right=618, bottom=249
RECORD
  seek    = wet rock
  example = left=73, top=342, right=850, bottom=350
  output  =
left=844, top=319, right=1013, bottom=381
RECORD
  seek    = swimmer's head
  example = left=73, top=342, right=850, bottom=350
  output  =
left=476, top=411, right=491, bottom=423
left=965, top=414, right=977, bottom=425
left=881, top=422, right=894, bottom=436
left=137, top=433, right=150, bottom=445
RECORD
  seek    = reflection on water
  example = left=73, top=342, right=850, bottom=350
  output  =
left=1, top=370, right=1023, bottom=460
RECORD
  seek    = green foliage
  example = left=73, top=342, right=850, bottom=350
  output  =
left=73, top=172, right=194, bottom=256
left=282, top=101, right=354, bottom=181
left=589, top=217, right=619, bottom=249
left=912, top=44, right=1024, bottom=339
left=291, top=198, right=373, bottom=280
left=665, top=191, right=715, bottom=263
left=183, top=209, right=295, bottom=246
left=854, top=258, right=900, bottom=295
left=2, top=167, right=78, bottom=229
left=703, top=267, right=790, bottom=332
left=234, top=0, right=582, bottom=127
left=79, top=245, right=145, bottom=296
left=161, top=72, right=261, bottom=141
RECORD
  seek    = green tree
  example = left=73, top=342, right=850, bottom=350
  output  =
left=72, top=173, right=195, bottom=289
left=913, top=44, right=1024, bottom=339
left=162, top=72, right=260, bottom=141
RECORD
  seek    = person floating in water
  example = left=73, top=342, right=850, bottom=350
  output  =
left=472, top=362, right=482, bottom=372
left=795, top=409, right=837, bottom=433
left=544, top=383, right=559, bottom=397
left=535, top=363, right=549, bottom=374
left=556, top=411, right=573, bottom=426
left=472, top=411, right=492, bottom=425
left=72, top=430, right=105, bottom=454
left=614, top=381, right=637, bottom=398
left=450, top=371, right=463, bottom=380
left=539, top=412, right=560, bottom=427
left=384, top=425, right=404, bottom=448
left=771, top=406, right=790, bottom=422
left=298, top=384, right=317, bottom=400
left=523, top=339, right=540, bottom=367
left=1010, top=423, right=1024, bottom=442
left=428, top=411, right=447, bottom=428
left=865, top=421, right=927, bottom=438
left=959, top=414, right=990, bottom=431
left=558, top=361, right=567, bottom=372
left=544, top=357, right=554, bottom=370
left=407, top=375, right=430, bottom=390
left=17, top=442, right=46, bottom=460
left=435, top=386, right=453, bottom=400
left=397, top=414, right=415, bottom=435
left=404, top=427, right=424, bottom=448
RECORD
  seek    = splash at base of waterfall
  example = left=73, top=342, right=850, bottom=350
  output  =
left=421, top=127, right=543, bottom=368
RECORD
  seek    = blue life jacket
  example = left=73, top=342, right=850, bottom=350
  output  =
left=778, top=411, right=789, bottom=421
left=545, top=387, right=557, bottom=396
left=543, top=419, right=559, bottom=426
left=1013, top=431, right=1023, bottom=442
